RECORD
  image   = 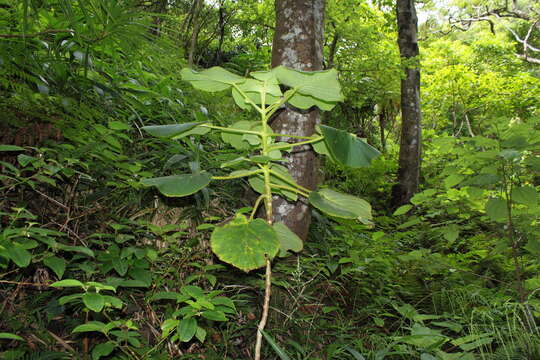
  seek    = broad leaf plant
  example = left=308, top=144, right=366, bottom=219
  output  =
left=140, top=65, right=380, bottom=357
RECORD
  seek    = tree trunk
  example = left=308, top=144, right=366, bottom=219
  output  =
left=392, top=0, right=422, bottom=207
left=214, top=1, right=226, bottom=65
left=149, top=0, right=167, bottom=37
left=270, top=0, right=325, bottom=240
left=187, top=0, right=203, bottom=67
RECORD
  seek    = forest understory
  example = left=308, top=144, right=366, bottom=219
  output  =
left=0, top=0, right=539, bottom=359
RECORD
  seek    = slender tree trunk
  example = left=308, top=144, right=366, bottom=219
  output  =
left=392, top=0, right=422, bottom=206
left=188, top=0, right=203, bottom=67
left=214, top=2, right=226, bottom=65
left=149, top=0, right=167, bottom=37
left=327, top=27, right=339, bottom=69
left=270, top=0, right=325, bottom=240
left=379, top=108, right=387, bottom=152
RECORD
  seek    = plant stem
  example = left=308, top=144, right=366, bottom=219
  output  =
left=211, top=169, right=263, bottom=180
left=269, top=183, right=310, bottom=198
left=255, top=257, right=272, bottom=360
left=254, top=88, right=273, bottom=360
left=268, top=133, right=317, bottom=140
left=269, top=168, right=311, bottom=194
left=250, top=195, right=265, bottom=221
left=268, top=136, right=323, bottom=152
left=201, top=124, right=262, bottom=136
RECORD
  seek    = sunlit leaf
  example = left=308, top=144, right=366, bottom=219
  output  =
left=319, top=125, right=380, bottom=168
left=141, top=172, right=211, bottom=197
left=309, top=188, right=372, bottom=223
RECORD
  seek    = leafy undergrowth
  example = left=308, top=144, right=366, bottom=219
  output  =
left=1, top=1, right=540, bottom=359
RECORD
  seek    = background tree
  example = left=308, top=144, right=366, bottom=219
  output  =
left=392, top=0, right=422, bottom=206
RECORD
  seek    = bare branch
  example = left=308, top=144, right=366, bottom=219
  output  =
left=517, top=53, right=540, bottom=64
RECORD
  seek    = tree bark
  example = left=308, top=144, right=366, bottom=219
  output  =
left=187, top=0, right=203, bottom=67
left=270, top=0, right=325, bottom=240
left=392, top=0, right=422, bottom=206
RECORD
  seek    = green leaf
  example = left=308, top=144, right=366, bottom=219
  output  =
left=444, top=174, right=464, bottom=189
left=142, top=122, right=206, bottom=138
left=17, top=154, right=36, bottom=167
left=149, top=291, right=181, bottom=302
left=210, top=215, right=279, bottom=271
left=108, top=121, right=131, bottom=131
left=525, top=238, right=540, bottom=256
left=181, top=285, right=205, bottom=300
left=344, top=347, right=366, bottom=360
left=102, top=295, right=123, bottom=309
left=211, top=297, right=236, bottom=310
left=92, top=341, right=115, bottom=360
left=273, top=66, right=343, bottom=103
left=59, top=293, right=83, bottom=305
left=5, top=246, right=32, bottom=267
left=221, top=121, right=257, bottom=150
left=288, top=92, right=335, bottom=111
left=393, top=204, right=412, bottom=216
left=43, top=256, right=66, bottom=279
left=72, top=321, right=107, bottom=333
left=141, top=172, right=211, bottom=197
left=319, top=125, right=380, bottom=168
left=51, top=279, right=84, bottom=288
left=260, top=329, right=291, bottom=360
left=309, top=188, right=372, bottom=223
left=512, top=185, right=538, bottom=206
left=58, top=244, right=95, bottom=257
left=181, top=67, right=244, bottom=92
left=202, top=310, right=228, bottom=321
left=0, top=145, right=25, bottom=152
left=441, top=225, right=460, bottom=243
left=485, top=198, right=508, bottom=222
left=83, top=292, right=105, bottom=312
left=161, top=319, right=179, bottom=338
left=195, top=326, right=207, bottom=343
left=273, top=223, right=303, bottom=257
left=177, top=317, right=197, bottom=342
left=0, top=333, right=23, bottom=341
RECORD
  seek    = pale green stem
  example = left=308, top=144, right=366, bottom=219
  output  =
left=268, top=133, right=318, bottom=140
left=201, top=124, right=261, bottom=136
left=249, top=195, right=265, bottom=221
left=269, top=169, right=311, bottom=194
left=254, top=88, right=273, bottom=360
left=211, top=169, right=263, bottom=181
left=266, top=87, right=299, bottom=119
left=268, top=136, right=323, bottom=152
left=269, top=183, right=310, bottom=198
left=232, top=83, right=263, bottom=114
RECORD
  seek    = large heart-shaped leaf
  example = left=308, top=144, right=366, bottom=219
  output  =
left=288, top=92, right=335, bottom=111
left=142, top=122, right=206, bottom=138
left=319, top=125, right=380, bottom=168
left=210, top=215, right=279, bottom=271
left=273, top=223, right=303, bottom=257
left=141, top=172, right=211, bottom=197
left=181, top=67, right=244, bottom=92
left=309, top=188, right=372, bottom=223
left=272, top=66, right=343, bottom=103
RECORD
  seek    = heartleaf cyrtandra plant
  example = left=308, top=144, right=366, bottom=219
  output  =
left=140, top=65, right=381, bottom=360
